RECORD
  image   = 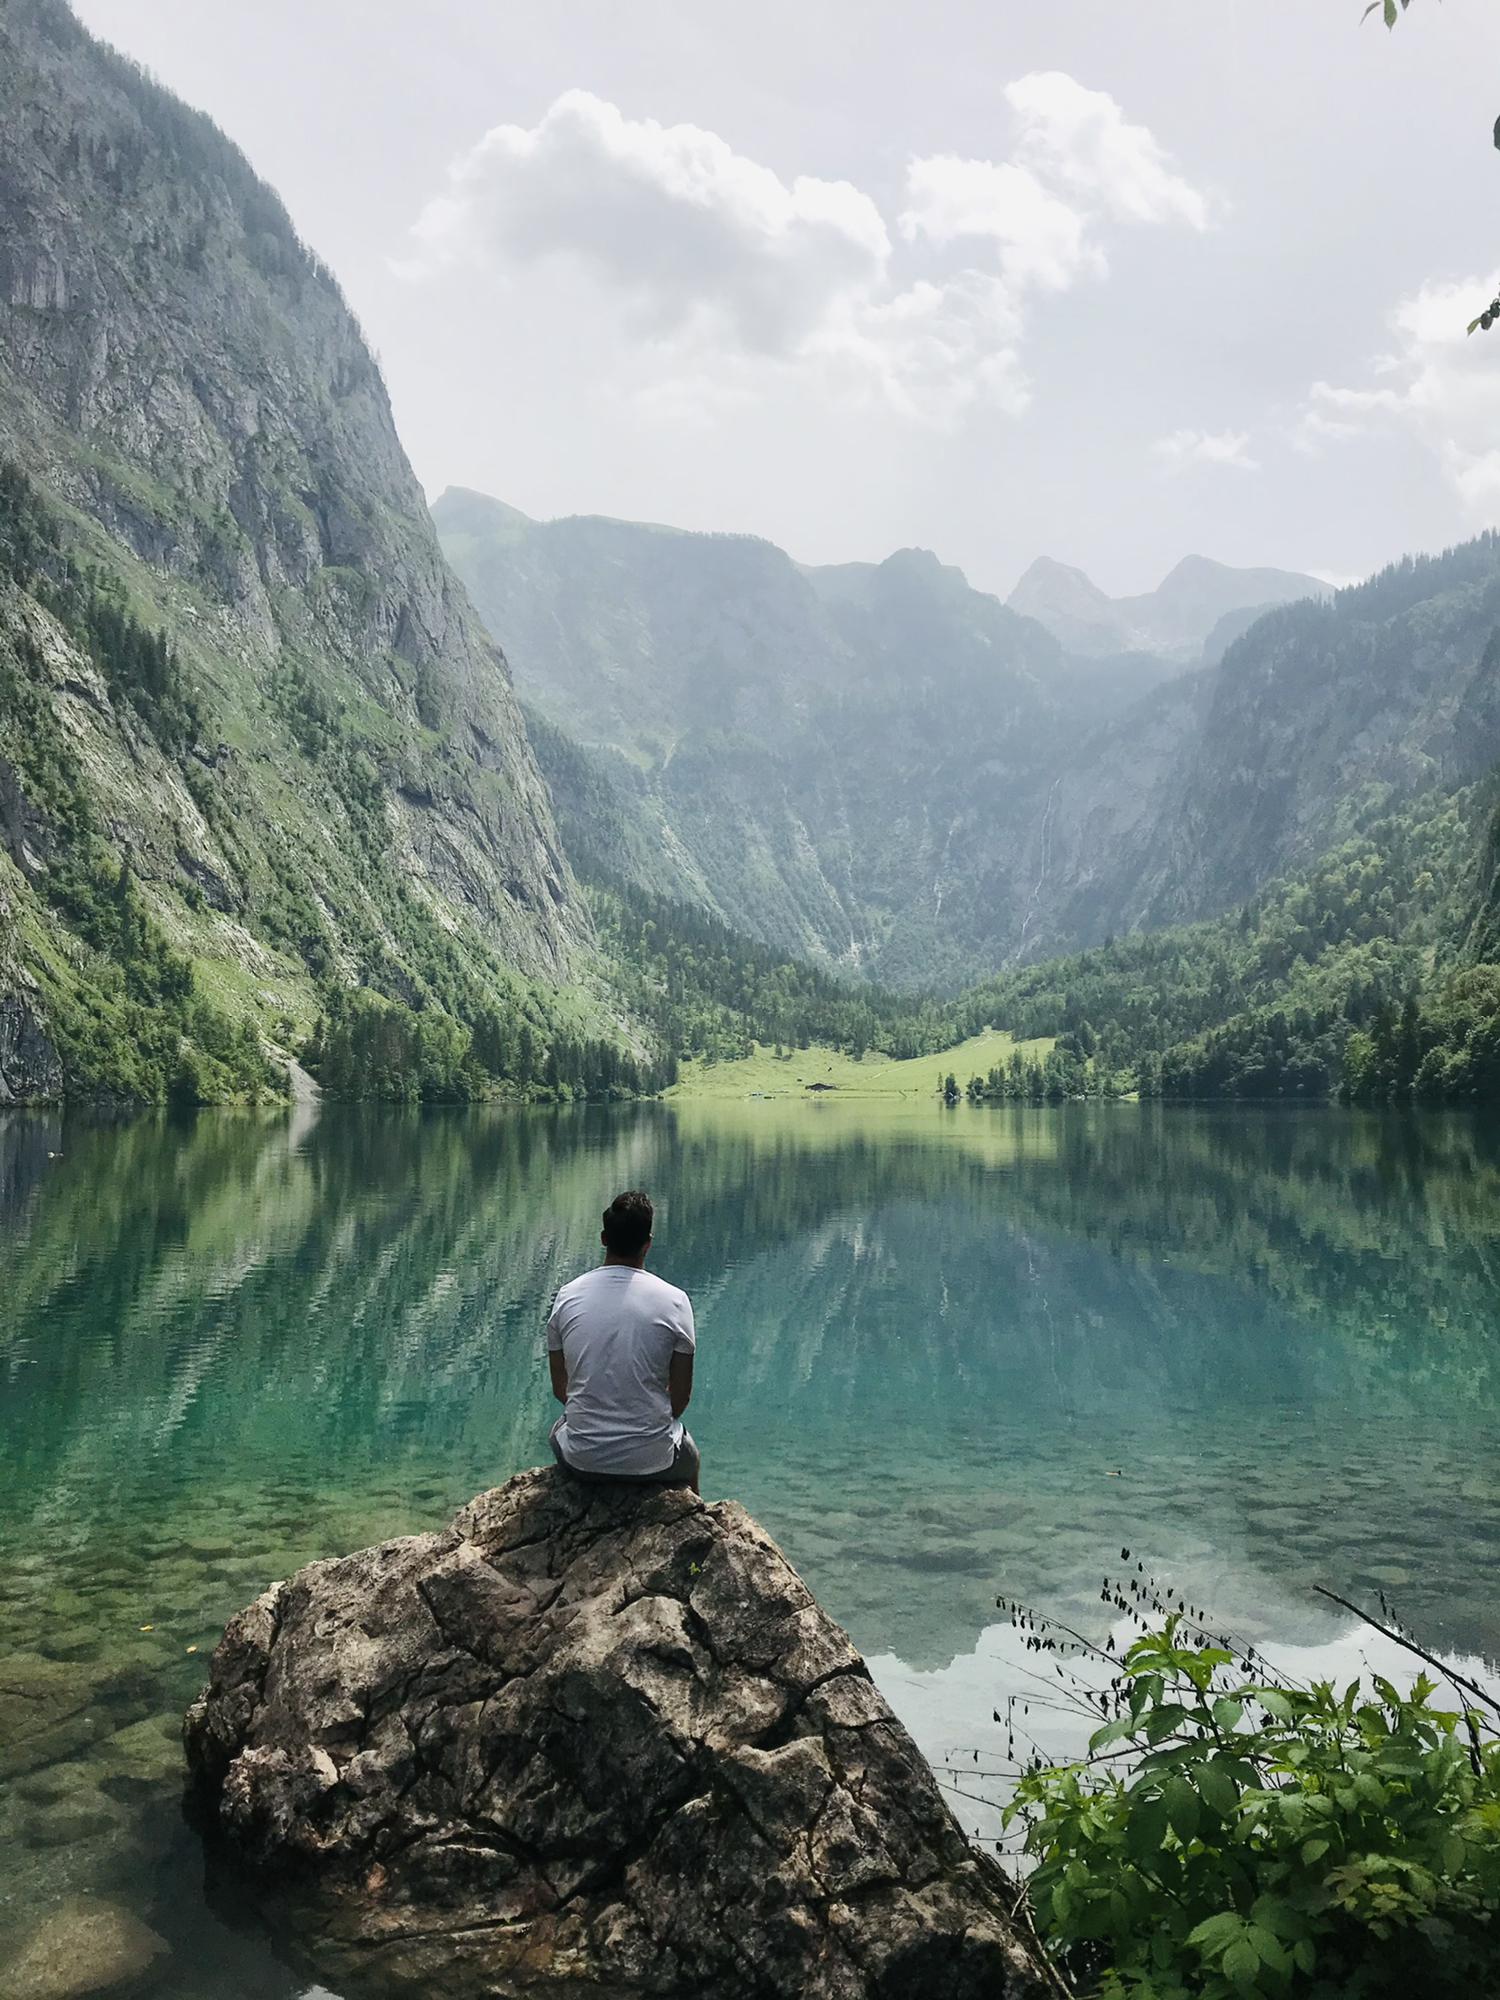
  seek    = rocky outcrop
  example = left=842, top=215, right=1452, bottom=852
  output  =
left=0, top=980, right=63, bottom=1104
left=185, top=1469, right=1045, bottom=1999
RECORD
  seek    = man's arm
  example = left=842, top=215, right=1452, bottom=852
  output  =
left=549, top=1349, right=568, bottom=1404
left=668, top=1350, right=693, bottom=1417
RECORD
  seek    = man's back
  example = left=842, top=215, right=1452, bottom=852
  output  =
left=547, top=1264, right=696, bottom=1476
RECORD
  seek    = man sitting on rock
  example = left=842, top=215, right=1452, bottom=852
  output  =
left=547, top=1189, right=701, bottom=1494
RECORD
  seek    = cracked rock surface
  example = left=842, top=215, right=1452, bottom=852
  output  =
left=184, top=1468, right=1046, bottom=1998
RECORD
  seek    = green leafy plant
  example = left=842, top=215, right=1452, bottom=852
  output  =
left=1000, top=1586, right=1500, bottom=1998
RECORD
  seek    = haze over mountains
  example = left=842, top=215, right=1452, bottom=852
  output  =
left=437, top=487, right=1493, bottom=991
left=1006, top=554, right=1327, bottom=663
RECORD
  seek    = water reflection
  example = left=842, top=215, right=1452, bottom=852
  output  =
left=1, top=1099, right=1498, bottom=1992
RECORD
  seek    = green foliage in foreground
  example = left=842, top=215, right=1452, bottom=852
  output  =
left=1009, top=1615, right=1500, bottom=1999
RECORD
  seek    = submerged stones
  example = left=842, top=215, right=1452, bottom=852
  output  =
left=184, top=1468, right=1046, bottom=1998
left=7, top=1897, right=168, bottom=2000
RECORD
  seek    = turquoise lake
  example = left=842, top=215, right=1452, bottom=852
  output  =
left=3, top=1098, right=1499, bottom=1993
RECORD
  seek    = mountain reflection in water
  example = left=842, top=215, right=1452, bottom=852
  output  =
left=2, top=1098, right=1498, bottom=1991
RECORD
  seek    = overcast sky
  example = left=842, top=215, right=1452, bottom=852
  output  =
left=71, top=0, right=1500, bottom=597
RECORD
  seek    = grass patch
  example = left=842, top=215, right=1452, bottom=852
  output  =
left=669, top=1027, right=1055, bottom=1100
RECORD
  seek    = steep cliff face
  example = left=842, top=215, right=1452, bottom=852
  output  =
left=0, top=0, right=589, bottom=1097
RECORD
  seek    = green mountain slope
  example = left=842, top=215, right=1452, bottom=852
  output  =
left=1054, top=535, right=1500, bottom=943
left=0, top=0, right=602, bottom=1103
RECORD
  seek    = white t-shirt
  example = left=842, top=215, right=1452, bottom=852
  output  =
left=546, top=1265, right=696, bottom=1476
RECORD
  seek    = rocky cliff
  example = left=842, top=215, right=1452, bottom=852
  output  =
left=184, top=1469, right=1046, bottom=2000
left=0, top=0, right=591, bottom=1100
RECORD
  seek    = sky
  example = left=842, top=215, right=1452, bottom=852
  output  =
left=70, top=0, right=1500, bottom=598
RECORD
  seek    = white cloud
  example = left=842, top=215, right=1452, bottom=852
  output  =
left=900, top=74, right=1210, bottom=301
left=1298, top=276, right=1500, bottom=517
left=811, top=273, right=1030, bottom=423
left=1004, top=71, right=1212, bottom=231
left=402, top=89, right=890, bottom=355
left=1152, top=427, right=1260, bottom=472
left=899, top=156, right=1103, bottom=293
left=400, top=77, right=1210, bottom=428
left=630, top=272, right=1027, bottom=429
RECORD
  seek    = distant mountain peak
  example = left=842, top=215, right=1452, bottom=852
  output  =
left=1156, top=553, right=1231, bottom=587
left=431, top=488, right=535, bottom=530
left=1014, top=553, right=1101, bottom=585
left=1009, top=555, right=1113, bottom=604
left=1008, top=551, right=1326, bottom=661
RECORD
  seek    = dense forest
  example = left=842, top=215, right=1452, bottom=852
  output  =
left=590, top=773, right=1500, bottom=1108
left=948, top=783, right=1495, bottom=1104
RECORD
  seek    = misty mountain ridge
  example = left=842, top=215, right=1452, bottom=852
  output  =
left=437, top=485, right=1500, bottom=994
left=1007, top=551, right=1328, bottom=662
left=437, top=486, right=1328, bottom=679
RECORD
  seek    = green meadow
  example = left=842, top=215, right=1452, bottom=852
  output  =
left=668, top=1027, right=1055, bottom=1100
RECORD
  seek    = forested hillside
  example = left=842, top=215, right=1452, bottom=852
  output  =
left=0, top=0, right=621, bottom=1105
left=614, top=770, right=1500, bottom=1104
left=7, top=1, right=1500, bottom=1111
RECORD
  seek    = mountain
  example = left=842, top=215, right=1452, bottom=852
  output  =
left=1007, top=552, right=1327, bottom=661
left=440, top=488, right=1500, bottom=996
left=0, top=0, right=595, bottom=1102
left=981, top=535, right=1500, bottom=966
left=434, top=487, right=1190, bottom=988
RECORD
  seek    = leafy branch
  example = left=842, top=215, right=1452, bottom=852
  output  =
left=945, top=1562, right=1500, bottom=1998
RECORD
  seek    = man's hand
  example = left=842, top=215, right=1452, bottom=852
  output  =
left=548, top=1351, right=568, bottom=1404
left=669, top=1351, right=693, bottom=1418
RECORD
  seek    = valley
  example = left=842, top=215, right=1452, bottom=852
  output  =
left=5, top=6, right=1500, bottom=1999
left=2, top=0, right=1499, bottom=1116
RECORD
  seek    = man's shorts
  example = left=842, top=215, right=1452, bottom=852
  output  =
left=549, top=1415, right=700, bottom=1489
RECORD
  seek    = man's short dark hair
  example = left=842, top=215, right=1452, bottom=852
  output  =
left=602, top=1189, right=653, bottom=1255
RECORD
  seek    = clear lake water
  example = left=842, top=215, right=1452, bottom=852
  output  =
left=3, top=1096, right=1499, bottom=1993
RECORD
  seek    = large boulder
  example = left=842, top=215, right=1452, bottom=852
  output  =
left=185, top=1469, right=1045, bottom=1998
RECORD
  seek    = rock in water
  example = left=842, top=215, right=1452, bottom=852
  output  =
left=185, top=1469, right=1045, bottom=1998
left=8, top=1897, right=168, bottom=2000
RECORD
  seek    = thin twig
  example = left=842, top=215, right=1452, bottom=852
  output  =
left=1008, top=1884, right=1079, bottom=2000
left=1003, top=1610, right=1120, bottom=1668
left=1313, top=1585, right=1500, bottom=1722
